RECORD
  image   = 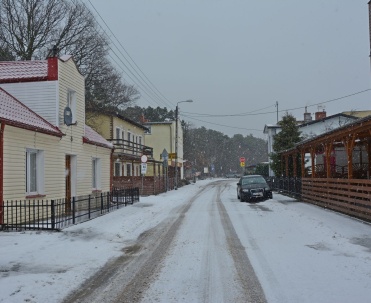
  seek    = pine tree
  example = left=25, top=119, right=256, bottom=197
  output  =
left=270, top=113, right=302, bottom=176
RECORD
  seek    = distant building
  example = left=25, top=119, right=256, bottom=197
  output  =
left=264, top=108, right=358, bottom=176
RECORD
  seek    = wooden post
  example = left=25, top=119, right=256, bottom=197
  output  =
left=285, top=154, right=289, bottom=177
left=325, top=142, right=333, bottom=178
left=344, top=135, right=355, bottom=179
left=310, top=147, right=316, bottom=178
left=293, top=152, right=297, bottom=178
left=301, top=149, right=306, bottom=178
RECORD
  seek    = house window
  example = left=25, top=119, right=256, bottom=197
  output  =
left=145, top=126, right=151, bottom=134
left=67, top=90, right=76, bottom=123
left=115, top=127, right=121, bottom=140
left=114, top=162, right=122, bottom=176
left=26, top=149, right=44, bottom=195
left=126, top=163, right=132, bottom=176
left=127, top=131, right=132, bottom=153
left=92, top=158, right=101, bottom=189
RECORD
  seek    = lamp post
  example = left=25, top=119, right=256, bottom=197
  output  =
left=175, top=99, right=193, bottom=190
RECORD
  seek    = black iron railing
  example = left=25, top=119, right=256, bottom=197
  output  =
left=1, top=188, right=139, bottom=231
left=267, top=177, right=302, bottom=199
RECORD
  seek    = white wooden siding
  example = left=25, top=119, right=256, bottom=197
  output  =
left=2, top=58, right=112, bottom=200
left=0, top=82, right=58, bottom=125
left=3, top=126, right=64, bottom=200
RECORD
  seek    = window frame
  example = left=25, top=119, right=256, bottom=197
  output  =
left=67, top=89, right=76, bottom=124
left=114, top=161, right=122, bottom=177
left=92, top=157, right=101, bottom=190
left=26, top=149, right=44, bottom=196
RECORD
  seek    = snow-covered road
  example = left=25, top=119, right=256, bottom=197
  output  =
left=1, top=179, right=370, bottom=303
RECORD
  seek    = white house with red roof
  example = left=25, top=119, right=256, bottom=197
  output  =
left=0, top=55, right=113, bottom=206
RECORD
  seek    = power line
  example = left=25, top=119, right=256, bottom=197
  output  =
left=182, top=114, right=263, bottom=132
left=87, top=0, right=174, bottom=108
left=82, top=0, right=173, bottom=108
left=184, top=88, right=371, bottom=118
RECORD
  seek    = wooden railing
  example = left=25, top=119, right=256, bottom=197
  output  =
left=302, top=178, right=371, bottom=222
left=304, top=163, right=369, bottom=179
left=108, top=139, right=153, bottom=158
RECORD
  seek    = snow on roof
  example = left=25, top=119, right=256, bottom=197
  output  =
left=0, top=60, right=48, bottom=82
left=59, top=55, right=73, bottom=62
left=83, top=125, right=113, bottom=149
left=0, top=88, right=62, bottom=136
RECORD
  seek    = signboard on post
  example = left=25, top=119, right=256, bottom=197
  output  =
left=141, top=163, right=147, bottom=174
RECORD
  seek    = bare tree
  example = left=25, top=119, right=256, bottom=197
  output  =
left=0, top=0, right=139, bottom=109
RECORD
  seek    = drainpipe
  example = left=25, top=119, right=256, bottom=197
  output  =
left=0, top=122, right=5, bottom=225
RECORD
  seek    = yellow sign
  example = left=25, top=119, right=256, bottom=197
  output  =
left=240, top=161, right=245, bottom=167
left=169, top=153, right=177, bottom=159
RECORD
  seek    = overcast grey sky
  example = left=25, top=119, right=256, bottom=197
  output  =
left=87, top=0, right=371, bottom=138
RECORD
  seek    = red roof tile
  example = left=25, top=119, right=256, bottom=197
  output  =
left=0, top=88, right=62, bottom=136
left=0, top=60, right=48, bottom=83
left=83, top=125, right=113, bottom=149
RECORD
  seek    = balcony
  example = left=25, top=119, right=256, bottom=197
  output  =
left=108, top=139, right=153, bottom=159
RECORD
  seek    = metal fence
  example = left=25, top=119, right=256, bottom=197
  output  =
left=267, top=177, right=302, bottom=200
left=1, top=188, right=139, bottom=231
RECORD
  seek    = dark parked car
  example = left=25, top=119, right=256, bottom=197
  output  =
left=237, top=175, right=273, bottom=202
left=225, top=172, right=240, bottom=178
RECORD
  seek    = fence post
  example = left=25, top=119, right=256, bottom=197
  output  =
left=88, top=195, right=91, bottom=220
left=72, top=197, right=76, bottom=225
left=101, top=192, right=104, bottom=214
left=107, top=192, right=110, bottom=212
left=51, top=200, right=55, bottom=230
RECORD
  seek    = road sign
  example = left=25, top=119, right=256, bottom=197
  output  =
left=161, top=148, right=168, bottom=161
left=240, top=157, right=245, bottom=162
left=240, top=161, right=245, bottom=167
left=141, top=163, right=147, bottom=174
left=141, top=155, right=148, bottom=163
left=169, top=153, right=177, bottom=159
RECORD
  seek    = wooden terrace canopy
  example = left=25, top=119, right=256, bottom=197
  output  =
left=279, top=115, right=371, bottom=179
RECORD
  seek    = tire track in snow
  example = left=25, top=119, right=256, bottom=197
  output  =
left=216, top=183, right=267, bottom=303
left=62, top=183, right=215, bottom=303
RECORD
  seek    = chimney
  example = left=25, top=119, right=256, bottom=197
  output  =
left=315, top=110, right=326, bottom=120
left=47, top=45, right=59, bottom=81
left=315, top=105, right=326, bottom=120
left=303, top=106, right=312, bottom=122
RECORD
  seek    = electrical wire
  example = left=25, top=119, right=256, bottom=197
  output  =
left=82, top=0, right=173, bottom=108
left=183, top=88, right=371, bottom=118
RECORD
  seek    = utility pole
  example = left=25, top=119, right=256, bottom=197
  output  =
left=276, top=101, right=278, bottom=123
left=175, top=100, right=193, bottom=190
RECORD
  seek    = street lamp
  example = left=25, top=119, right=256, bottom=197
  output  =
left=175, top=99, right=193, bottom=190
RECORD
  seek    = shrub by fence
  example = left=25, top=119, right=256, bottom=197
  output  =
left=1, top=188, right=139, bottom=231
